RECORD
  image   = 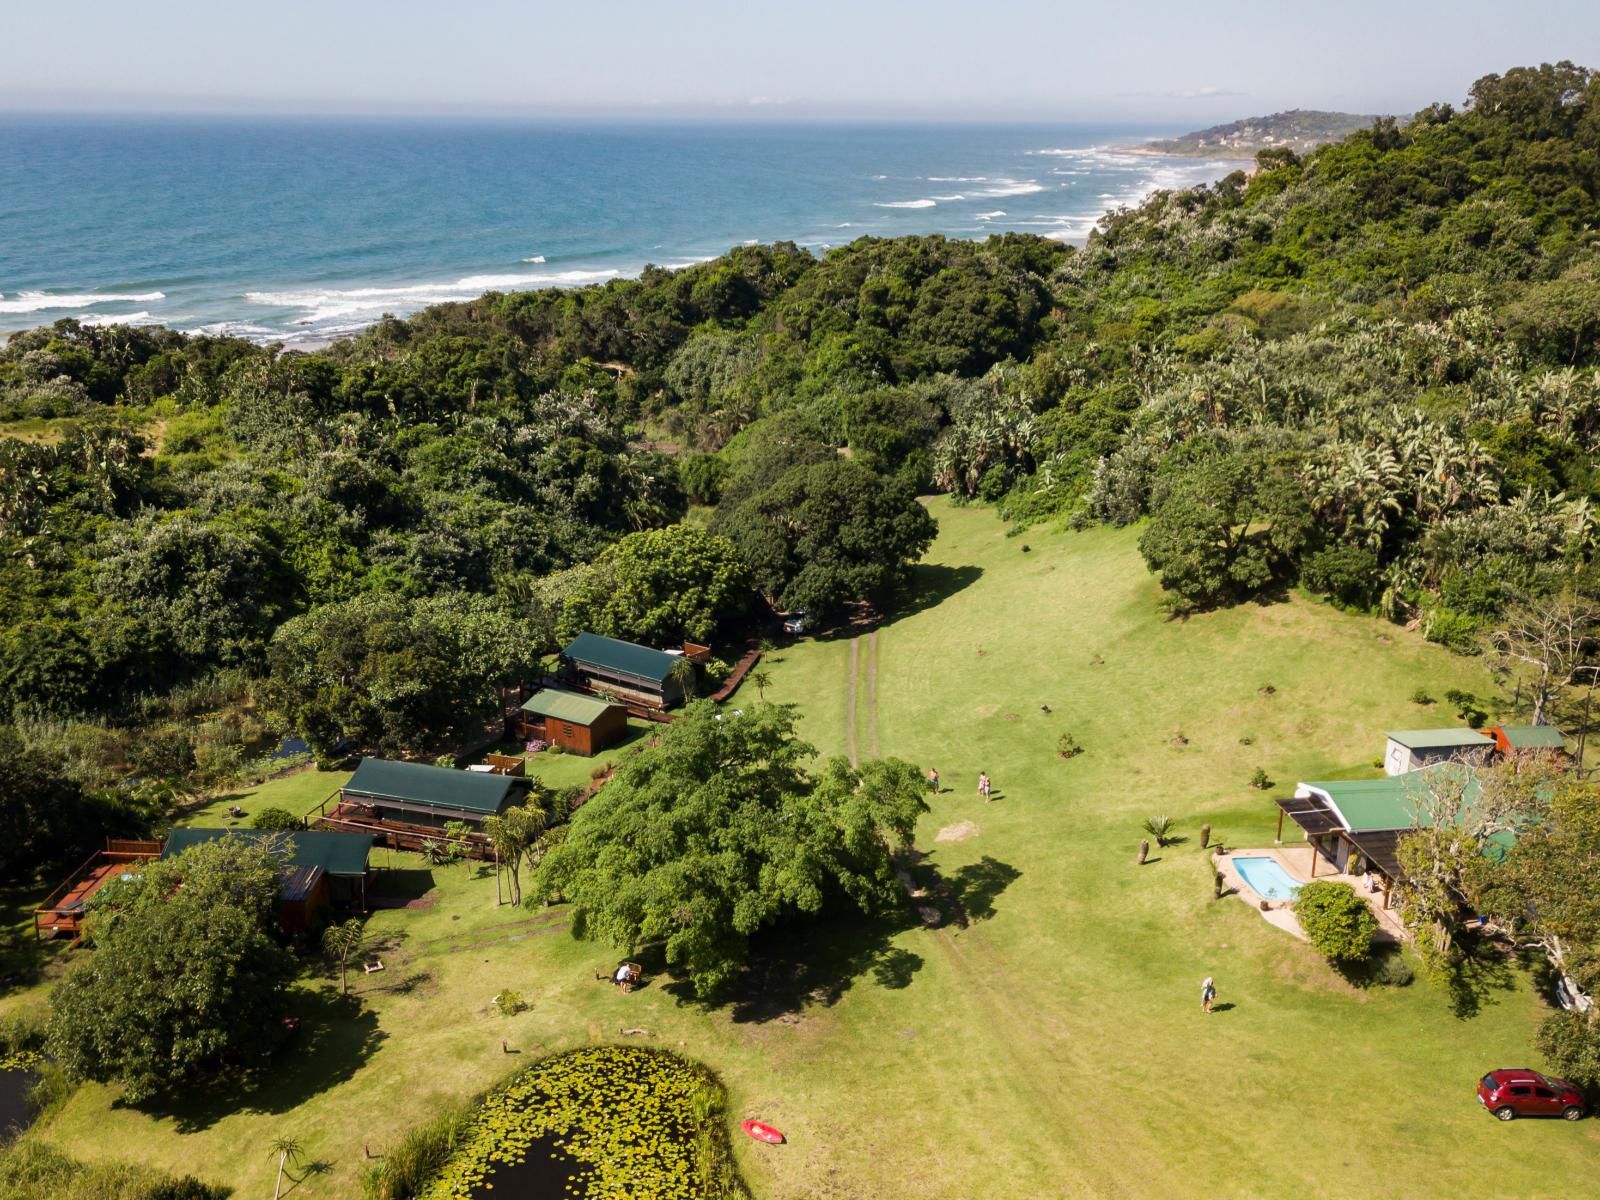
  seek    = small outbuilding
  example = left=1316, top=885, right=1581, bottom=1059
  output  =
left=1382, top=727, right=1494, bottom=775
left=1484, top=723, right=1568, bottom=758
left=162, top=827, right=376, bottom=926
left=517, top=688, right=628, bottom=756
left=560, top=632, right=686, bottom=710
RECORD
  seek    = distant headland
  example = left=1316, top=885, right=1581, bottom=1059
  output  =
left=1127, top=108, right=1383, bottom=159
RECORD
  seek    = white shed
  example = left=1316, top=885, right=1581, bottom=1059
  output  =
left=1382, top=728, right=1494, bottom=776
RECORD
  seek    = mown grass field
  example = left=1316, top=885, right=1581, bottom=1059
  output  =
left=5, top=499, right=1597, bottom=1198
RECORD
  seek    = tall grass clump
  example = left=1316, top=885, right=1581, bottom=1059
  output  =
left=360, top=1103, right=474, bottom=1200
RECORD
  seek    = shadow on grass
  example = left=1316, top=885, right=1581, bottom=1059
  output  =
left=670, top=909, right=926, bottom=1025
left=890, top=563, right=984, bottom=621
left=1443, top=937, right=1521, bottom=1020
left=943, top=857, right=1023, bottom=927
left=660, top=855, right=1018, bottom=1025
left=368, top=868, right=438, bottom=907
left=141, top=987, right=387, bottom=1133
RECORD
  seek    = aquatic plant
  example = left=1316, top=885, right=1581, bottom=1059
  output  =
left=426, top=1046, right=747, bottom=1199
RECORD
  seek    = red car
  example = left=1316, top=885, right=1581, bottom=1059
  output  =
left=1477, top=1069, right=1587, bottom=1121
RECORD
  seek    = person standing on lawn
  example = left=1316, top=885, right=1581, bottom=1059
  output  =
left=1201, top=976, right=1216, bottom=1013
left=978, top=772, right=992, bottom=801
left=928, top=766, right=940, bottom=793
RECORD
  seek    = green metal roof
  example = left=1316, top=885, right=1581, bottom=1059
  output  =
left=561, top=632, right=678, bottom=686
left=1385, top=728, right=1495, bottom=751
left=520, top=687, right=621, bottom=725
left=1497, top=724, right=1567, bottom=749
left=1298, top=764, right=1484, bottom=833
left=343, top=757, right=516, bottom=816
left=163, top=828, right=373, bottom=877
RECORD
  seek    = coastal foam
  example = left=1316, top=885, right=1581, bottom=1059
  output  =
left=0, top=290, right=166, bottom=314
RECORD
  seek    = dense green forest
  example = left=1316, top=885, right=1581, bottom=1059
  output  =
left=4, top=61, right=1600, bottom=881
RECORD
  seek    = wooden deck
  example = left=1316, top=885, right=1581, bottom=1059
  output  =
left=35, top=842, right=162, bottom=939
left=311, top=804, right=496, bottom=861
left=709, top=646, right=762, bottom=703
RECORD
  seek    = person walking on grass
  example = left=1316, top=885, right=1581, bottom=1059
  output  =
left=978, top=772, right=992, bottom=802
left=1201, top=976, right=1216, bottom=1014
left=928, top=766, right=940, bottom=793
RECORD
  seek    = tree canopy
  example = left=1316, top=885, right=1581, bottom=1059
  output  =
left=46, top=836, right=297, bottom=1102
left=530, top=702, right=927, bottom=996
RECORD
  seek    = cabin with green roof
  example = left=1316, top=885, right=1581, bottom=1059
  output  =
left=1382, top=727, right=1494, bottom=775
left=1278, top=763, right=1513, bottom=907
left=311, top=757, right=526, bottom=859
left=162, top=827, right=375, bottom=927
left=515, top=687, right=628, bottom=756
left=559, top=632, right=687, bottom=710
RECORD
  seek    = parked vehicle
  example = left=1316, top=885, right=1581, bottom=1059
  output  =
left=1477, top=1069, right=1587, bottom=1121
left=781, top=610, right=808, bottom=635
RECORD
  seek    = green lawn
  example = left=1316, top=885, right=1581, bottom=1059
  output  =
left=6, top=500, right=1596, bottom=1197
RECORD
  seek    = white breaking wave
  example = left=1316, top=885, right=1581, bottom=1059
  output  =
left=928, top=176, right=989, bottom=182
left=975, top=211, right=1007, bottom=220
left=77, top=311, right=156, bottom=327
left=0, top=290, right=166, bottom=314
left=834, top=222, right=853, bottom=228
left=244, top=269, right=621, bottom=324
left=874, top=199, right=938, bottom=209
left=931, top=194, right=966, bottom=201
left=521, top=255, right=546, bottom=263
left=184, top=320, right=279, bottom=337
left=976, top=180, right=1044, bottom=198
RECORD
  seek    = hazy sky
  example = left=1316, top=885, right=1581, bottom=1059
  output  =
left=3, top=0, right=1596, bottom=121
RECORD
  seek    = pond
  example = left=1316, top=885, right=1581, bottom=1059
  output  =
left=426, top=1045, right=742, bottom=1200
left=0, top=1067, right=40, bottom=1139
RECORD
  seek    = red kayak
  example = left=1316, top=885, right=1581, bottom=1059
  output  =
left=741, top=1119, right=785, bottom=1145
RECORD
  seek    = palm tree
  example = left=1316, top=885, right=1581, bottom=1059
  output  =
left=269, top=1136, right=302, bottom=1200
left=668, top=655, right=697, bottom=701
left=322, top=920, right=365, bottom=997
left=483, top=800, right=548, bottom=907
left=749, top=669, right=772, bottom=701
left=1141, top=815, right=1175, bottom=848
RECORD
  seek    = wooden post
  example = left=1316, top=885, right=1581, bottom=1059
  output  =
left=1138, top=839, right=1149, bottom=865
left=1274, top=808, right=1283, bottom=844
left=1308, top=839, right=1317, bottom=878
left=1201, top=823, right=1211, bottom=849
left=1381, top=877, right=1392, bottom=910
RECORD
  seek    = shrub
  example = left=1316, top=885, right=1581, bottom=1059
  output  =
left=1368, top=951, right=1414, bottom=988
left=1301, top=544, right=1381, bottom=607
left=250, top=806, right=301, bottom=831
left=1410, top=687, right=1435, bottom=706
left=590, top=765, right=609, bottom=780
left=1248, top=767, right=1272, bottom=790
left=493, top=988, right=528, bottom=1016
left=1443, top=688, right=1488, bottom=727
left=1293, top=880, right=1377, bottom=964
left=1056, top=732, right=1083, bottom=759
left=1536, top=1010, right=1600, bottom=1090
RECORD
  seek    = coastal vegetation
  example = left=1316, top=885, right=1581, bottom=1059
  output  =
left=1138, top=109, right=1380, bottom=157
left=3, top=58, right=1600, bottom=1197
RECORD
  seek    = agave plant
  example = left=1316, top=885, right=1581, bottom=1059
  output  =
left=1141, top=815, right=1175, bottom=847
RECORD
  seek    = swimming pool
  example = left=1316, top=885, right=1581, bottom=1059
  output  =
left=1233, top=856, right=1303, bottom=901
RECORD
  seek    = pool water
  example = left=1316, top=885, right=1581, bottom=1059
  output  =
left=1233, top=857, right=1303, bottom=901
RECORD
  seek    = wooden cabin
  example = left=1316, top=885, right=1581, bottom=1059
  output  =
left=515, top=688, right=628, bottom=756
left=162, top=827, right=376, bottom=924
left=310, top=757, right=523, bottom=859
left=560, top=632, right=686, bottom=710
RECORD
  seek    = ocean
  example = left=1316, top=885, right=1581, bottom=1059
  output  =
left=0, top=116, right=1231, bottom=346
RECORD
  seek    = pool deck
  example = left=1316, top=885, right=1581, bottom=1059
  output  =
left=1216, top=846, right=1407, bottom=944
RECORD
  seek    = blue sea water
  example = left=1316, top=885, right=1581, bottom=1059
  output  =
left=0, top=116, right=1231, bottom=345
